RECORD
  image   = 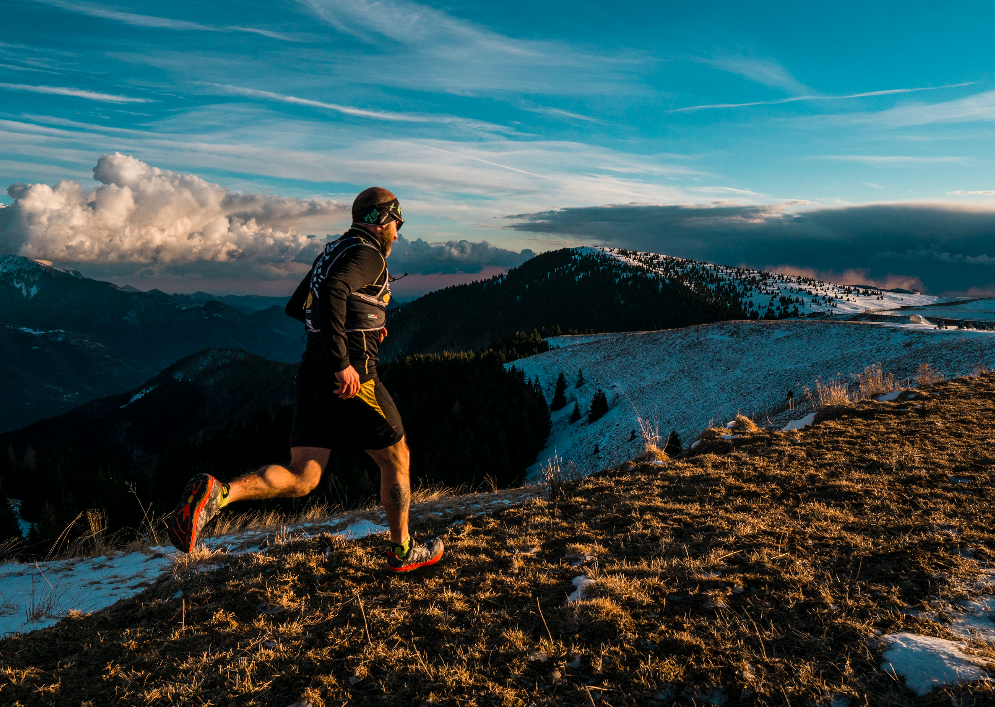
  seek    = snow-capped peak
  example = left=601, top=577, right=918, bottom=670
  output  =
left=593, top=247, right=940, bottom=318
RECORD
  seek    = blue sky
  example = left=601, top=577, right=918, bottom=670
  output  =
left=1, top=0, right=994, bottom=296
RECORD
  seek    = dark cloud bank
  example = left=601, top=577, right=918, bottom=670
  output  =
left=507, top=203, right=995, bottom=296
left=388, top=235, right=535, bottom=276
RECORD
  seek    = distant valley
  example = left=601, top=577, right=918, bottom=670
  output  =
left=0, top=255, right=305, bottom=432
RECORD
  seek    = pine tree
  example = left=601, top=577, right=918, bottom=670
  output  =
left=665, top=430, right=682, bottom=456
left=551, top=372, right=568, bottom=411
left=569, top=402, right=581, bottom=423
left=575, top=369, right=585, bottom=388
left=587, top=389, right=609, bottom=423
left=0, top=480, right=22, bottom=544
left=28, top=501, right=59, bottom=551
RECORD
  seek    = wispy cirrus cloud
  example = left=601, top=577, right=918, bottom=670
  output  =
left=949, top=190, right=995, bottom=196
left=225, top=27, right=300, bottom=42
left=0, top=110, right=707, bottom=218
left=840, top=88, right=995, bottom=126
left=0, top=83, right=152, bottom=103
left=696, top=54, right=811, bottom=94
left=29, top=0, right=301, bottom=41
left=519, top=105, right=600, bottom=123
left=814, top=154, right=971, bottom=165
left=31, top=0, right=210, bottom=30
left=298, top=0, right=652, bottom=95
left=671, top=82, right=974, bottom=113
left=205, top=84, right=512, bottom=132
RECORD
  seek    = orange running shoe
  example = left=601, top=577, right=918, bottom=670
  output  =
left=386, top=536, right=444, bottom=572
left=167, top=473, right=224, bottom=553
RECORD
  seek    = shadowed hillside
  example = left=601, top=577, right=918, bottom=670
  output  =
left=0, top=344, right=550, bottom=557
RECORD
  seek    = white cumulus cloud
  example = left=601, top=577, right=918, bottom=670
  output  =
left=0, top=153, right=346, bottom=264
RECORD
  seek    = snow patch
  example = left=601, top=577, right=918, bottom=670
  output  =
left=331, top=520, right=388, bottom=540
left=782, top=413, right=817, bottom=431
left=567, top=575, right=595, bottom=603
left=120, top=386, right=156, bottom=408
left=880, top=633, right=990, bottom=696
left=876, top=390, right=903, bottom=402
left=0, top=551, right=171, bottom=637
left=511, top=319, right=995, bottom=482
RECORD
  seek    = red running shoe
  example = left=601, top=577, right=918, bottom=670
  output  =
left=386, top=536, right=444, bottom=572
left=167, top=473, right=223, bottom=553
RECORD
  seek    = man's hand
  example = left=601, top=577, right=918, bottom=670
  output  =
left=379, top=327, right=388, bottom=343
left=334, top=365, right=361, bottom=399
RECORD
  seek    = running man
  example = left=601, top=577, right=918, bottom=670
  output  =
left=167, top=188, right=444, bottom=572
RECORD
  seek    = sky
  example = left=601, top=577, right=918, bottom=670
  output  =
left=1, top=0, right=994, bottom=297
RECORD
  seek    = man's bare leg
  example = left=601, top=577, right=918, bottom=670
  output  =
left=227, top=446, right=330, bottom=502
left=366, top=437, right=410, bottom=545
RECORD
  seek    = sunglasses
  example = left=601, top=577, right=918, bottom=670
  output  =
left=368, top=200, right=403, bottom=230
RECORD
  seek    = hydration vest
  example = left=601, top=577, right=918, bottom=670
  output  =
left=301, top=233, right=391, bottom=333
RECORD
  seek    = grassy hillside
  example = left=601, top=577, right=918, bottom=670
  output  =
left=3, top=374, right=995, bottom=704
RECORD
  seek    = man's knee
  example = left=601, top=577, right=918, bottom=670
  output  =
left=368, top=436, right=409, bottom=473
left=286, top=459, right=323, bottom=496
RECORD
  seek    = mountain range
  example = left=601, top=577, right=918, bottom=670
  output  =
left=0, top=255, right=305, bottom=432
left=1, top=246, right=946, bottom=433
left=380, top=246, right=938, bottom=360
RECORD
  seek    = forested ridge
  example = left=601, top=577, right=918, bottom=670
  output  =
left=381, top=247, right=748, bottom=360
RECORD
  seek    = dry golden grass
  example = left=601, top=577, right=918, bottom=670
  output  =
left=728, top=414, right=758, bottom=432
left=4, top=374, right=995, bottom=705
left=916, top=363, right=946, bottom=387
left=855, top=362, right=899, bottom=399
left=637, top=415, right=664, bottom=458
left=807, top=377, right=853, bottom=409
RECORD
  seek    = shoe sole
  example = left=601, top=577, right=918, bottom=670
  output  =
left=169, top=476, right=216, bottom=553
left=385, top=546, right=444, bottom=573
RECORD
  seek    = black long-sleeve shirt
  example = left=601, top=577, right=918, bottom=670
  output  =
left=304, top=240, right=388, bottom=378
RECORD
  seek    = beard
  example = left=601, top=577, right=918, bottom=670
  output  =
left=378, top=221, right=397, bottom=256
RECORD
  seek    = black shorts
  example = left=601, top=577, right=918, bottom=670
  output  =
left=290, top=366, right=405, bottom=451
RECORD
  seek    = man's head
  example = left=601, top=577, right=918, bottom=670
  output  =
left=352, top=187, right=403, bottom=256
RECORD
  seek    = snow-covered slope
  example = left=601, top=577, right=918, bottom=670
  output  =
left=0, top=255, right=84, bottom=300
left=509, top=319, right=995, bottom=480
left=896, top=297, right=995, bottom=323
left=594, top=247, right=941, bottom=319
